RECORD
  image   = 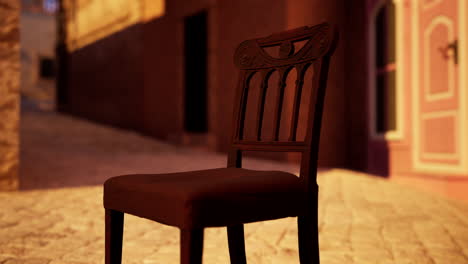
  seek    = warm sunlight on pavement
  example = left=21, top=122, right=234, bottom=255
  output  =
left=2, top=111, right=467, bottom=264
left=1, top=170, right=468, bottom=264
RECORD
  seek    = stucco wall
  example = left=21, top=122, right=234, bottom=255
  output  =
left=141, top=0, right=217, bottom=143
left=0, top=0, right=20, bottom=190
left=215, top=0, right=287, bottom=152
left=62, top=0, right=165, bottom=131
left=66, top=23, right=145, bottom=131
left=288, top=0, right=348, bottom=167
left=143, top=0, right=289, bottom=156
left=64, top=0, right=164, bottom=52
left=342, top=1, right=369, bottom=171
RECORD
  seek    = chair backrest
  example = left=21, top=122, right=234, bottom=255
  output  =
left=227, top=22, right=338, bottom=190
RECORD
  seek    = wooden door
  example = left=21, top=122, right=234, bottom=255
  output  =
left=412, top=0, right=467, bottom=175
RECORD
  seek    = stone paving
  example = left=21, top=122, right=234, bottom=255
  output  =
left=0, top=110, right=468, bottom=264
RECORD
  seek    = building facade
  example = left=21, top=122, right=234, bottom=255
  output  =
left=367, top=0, right=468, bottom=180
left=55, top=0, right=468, bottom=180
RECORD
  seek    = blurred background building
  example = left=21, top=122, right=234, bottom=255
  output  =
left=20, top=0, right=57, bottom=111
left=0, top=0, right=467, bottom=193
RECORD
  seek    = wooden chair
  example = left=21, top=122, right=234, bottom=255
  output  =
left=103, top=22, right=338, bottom=264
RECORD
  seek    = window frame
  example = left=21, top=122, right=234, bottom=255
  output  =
left=368, top=0, right=405, bottom=141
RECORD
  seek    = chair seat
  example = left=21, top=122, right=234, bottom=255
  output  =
left=104, top=168, right=306, bottom=228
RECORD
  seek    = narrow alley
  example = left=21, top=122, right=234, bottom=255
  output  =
left=0, top=110, right=467, bottom=264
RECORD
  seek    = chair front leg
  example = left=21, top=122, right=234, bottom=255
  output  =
left=105, top=209, right=124, bottom=264
left=297, top=212, right=320, bottom=264
left=227, top=224, right=247, bottom=264
left=297, top=186, right=320, bottom=264
left=180, top=228, right=204, bottom=264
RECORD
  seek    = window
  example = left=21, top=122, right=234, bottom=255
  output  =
left=374, top=1, right=397, bottom=134
left=39, top=57, right=55, bottom=79
left=43, top=0, right=58, bottom=13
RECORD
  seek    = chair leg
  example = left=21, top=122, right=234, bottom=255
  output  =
left=105, top=209, right=124, bottom=264
left=180, top=228, right=204, bottom=264
left=297, top=211, right=320, bottom=264
left=227, top=224, right=247, bottom=264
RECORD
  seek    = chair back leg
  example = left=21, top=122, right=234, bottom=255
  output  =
left=105, top=209, right=124, bottom=264
left=227, top=224, right=247, bottom=264
left=180, top=228, right=204, bottom=264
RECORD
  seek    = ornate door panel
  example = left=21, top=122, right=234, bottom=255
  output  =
left=412, top=0, right=467, bottom=174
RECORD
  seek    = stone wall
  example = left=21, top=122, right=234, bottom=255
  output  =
left=0, top=0, right=20, bottom=190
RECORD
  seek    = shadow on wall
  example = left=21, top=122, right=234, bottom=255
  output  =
left=58, top=0, right=166, bottom=132
left=57, top=0, right=371, bottom=173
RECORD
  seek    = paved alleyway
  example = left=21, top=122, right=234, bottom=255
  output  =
left=1, top=110, right=468, bottom=264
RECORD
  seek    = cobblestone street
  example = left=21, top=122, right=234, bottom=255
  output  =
left=1, top=111, right=468, bottom=264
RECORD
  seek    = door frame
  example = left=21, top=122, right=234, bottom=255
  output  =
left=411, top=0, right=468, bottom=175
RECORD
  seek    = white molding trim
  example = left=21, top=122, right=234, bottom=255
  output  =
left=367, top=0, right=405, bottom=141
left=420, top=111, right=458, bottom=160
left=422, top=0, right=443, bottom=10
left=411, top=0, right=468, bottom=176
left=459, top=0, right=467, bottom=174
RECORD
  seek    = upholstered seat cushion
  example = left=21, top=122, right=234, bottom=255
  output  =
left=104, top=168, right=305, bottom=228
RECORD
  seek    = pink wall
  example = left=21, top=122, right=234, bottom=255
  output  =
left=285, top=0, right=349, bottom=167
left=389, top=0, right=413, bottom=176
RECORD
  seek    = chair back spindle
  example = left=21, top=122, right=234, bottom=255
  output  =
left=228, top=22, right=338, bottom=187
